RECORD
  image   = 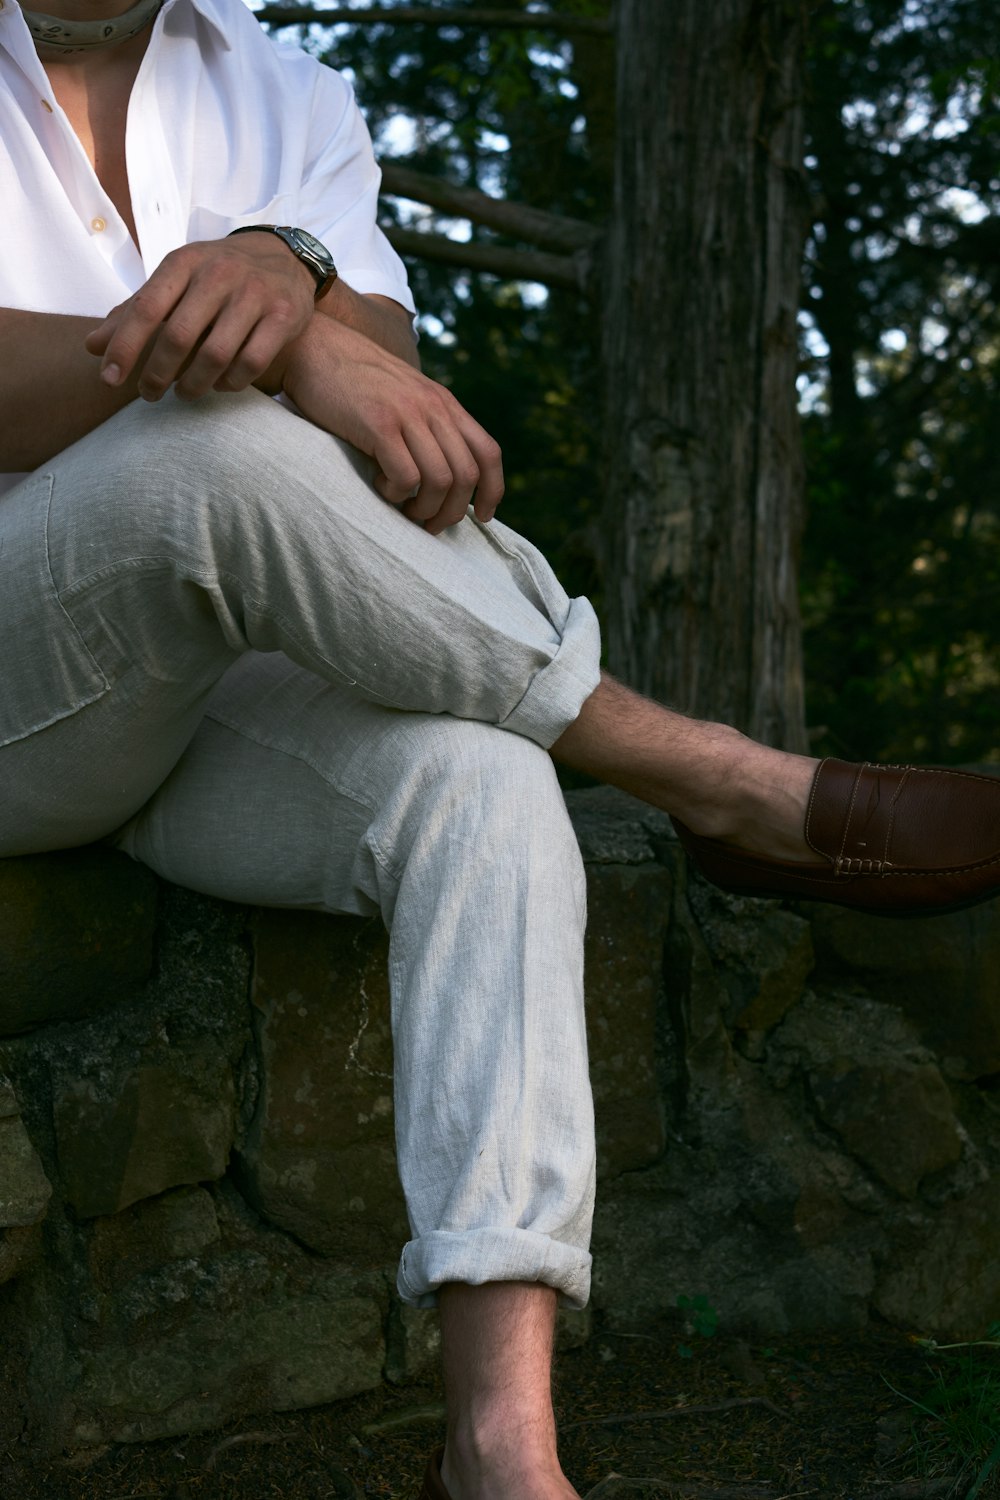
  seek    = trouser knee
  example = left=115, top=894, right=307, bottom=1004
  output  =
left=368, top=716, right=587, bottom=924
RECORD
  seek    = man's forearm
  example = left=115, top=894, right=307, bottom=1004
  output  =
left=316, top=282, right=421, bottom=368
left=0, top=278, right=417, bottom=475
left=0, top=309, right=143, bottom=472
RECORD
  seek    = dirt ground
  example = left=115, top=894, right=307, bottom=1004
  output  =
left=1, top=1319, right=996, bottom=1500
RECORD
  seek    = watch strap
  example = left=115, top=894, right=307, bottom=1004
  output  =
left=228, top=224, right=338, bottom=299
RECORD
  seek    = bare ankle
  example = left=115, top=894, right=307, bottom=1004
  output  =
left=442, top=1383, right=565, bottom=1495
left=438, top=1282, right=576, bottom=1500
left=441, top=1440, right=577, bottom=1500
left=679, top=737, right=820, bottom=859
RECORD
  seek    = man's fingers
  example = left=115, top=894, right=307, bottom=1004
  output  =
left=85, top=240, right=317, bottom=397
left=367, top=404, right=504, bottom=536
left=97, top=272, right=190, bottom=387
left=454, top=410, right=505, bottom=521
left=415, top=410, right=504, bottom=534
left=134, top=284, right=246, bottom=400
left=174, top=304, right=277, bottom=399
left=267, top=317, right=506, bottom=535
left=397, top=424, right=459, bottom=523
left=416, top=421, right=485, bottom=536
left=211, top=304, right=309, bottom=394
left=83, top=315, right=117, bottom=358
left=371, top=428, right=423, bottom=506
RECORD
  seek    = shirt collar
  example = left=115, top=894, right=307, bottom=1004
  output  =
left=160, top=0, right=232, bottom=49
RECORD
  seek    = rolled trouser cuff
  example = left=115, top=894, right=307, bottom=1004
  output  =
left=397, top=1228, right=592, bottom=1311
left=499, top=594, right=602, bottom=748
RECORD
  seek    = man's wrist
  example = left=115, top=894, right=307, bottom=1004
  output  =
left=255, top=344, right=291, bottom=398
left=228, top=225, right=338, bottom=299
left=255, top=314, right=321, bottom=399
left=313, top=280, right=421, bottom=369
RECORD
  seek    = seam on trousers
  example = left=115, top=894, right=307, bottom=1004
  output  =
left=472, top=516, right=560, bottom=616
left=67, top=552, right=439, bottom=709
left=204, top=709, right=406, bottom=884
left=60, top=557, right=394, bottom=702
left=0, top=473, right=113, bottom=749
left=42, top=478, right=113, bottom=691
left=0, top=687, right=113, bottom=752
left=58, top=554, right=186, bottom=598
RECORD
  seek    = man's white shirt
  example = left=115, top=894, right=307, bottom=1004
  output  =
left=0, top=0, right=415, bottom=488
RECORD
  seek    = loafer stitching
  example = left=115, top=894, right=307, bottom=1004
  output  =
left=837, top=760, right=867, bottom=868
left=810, top=761, right=1000, bottom=870
left=803, top=756, right=829, bottom=858
left=817, top=758, right=874, bottom=866
left=883, top=766, right=908, bottom=866
left=686, top=839, right=1000, bottom=882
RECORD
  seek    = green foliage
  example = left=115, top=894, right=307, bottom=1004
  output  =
left=675, top=1293, right=719, bottom=1358
left=889, top=1325, right=1000, bottom=1497
left=801, top=0, right=1000, bottom=762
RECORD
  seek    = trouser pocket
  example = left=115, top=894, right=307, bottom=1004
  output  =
left=0, top=471, right=109, bottom=748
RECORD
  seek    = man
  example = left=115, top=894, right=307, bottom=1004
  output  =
left=2, top=0, right=998, bottom=1494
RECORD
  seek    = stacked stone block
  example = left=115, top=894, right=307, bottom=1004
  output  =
left=0, top=787, right=998, bottom=1454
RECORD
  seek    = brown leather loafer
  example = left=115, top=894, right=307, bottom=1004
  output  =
left=671, top=758, right=1000, bottom=918
left=418, top=1448, right=452, bottom=1500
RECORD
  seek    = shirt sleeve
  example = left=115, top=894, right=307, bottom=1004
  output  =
left=286, top=52, right=416, bottom=315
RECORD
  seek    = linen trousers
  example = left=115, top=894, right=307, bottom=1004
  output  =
left=0, top=388, right=602, bottom=1308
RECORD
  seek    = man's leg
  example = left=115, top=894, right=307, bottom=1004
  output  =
left=439, top=1283, right=573, bottom=1500
left=0, top=386, right=601, bottom=854
left=552, top=673, right=816, bottom=860
left=0, top=383, right=828, bottom=872
left=3, top=384, right=996, bottom=1498
left=554, top=674, right=1000, bottom=917
left=0, top=390, right=604, bottom=1496
left=113, top=652, right=592, bottom=1499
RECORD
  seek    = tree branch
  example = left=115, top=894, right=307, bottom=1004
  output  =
left=380, top=162, right=602, bottom=252
left=254, top=6, right=612, bottom=36
left=562, top=1398, right=793, bottom=1433
left=383, top=226, right=591, bottom=290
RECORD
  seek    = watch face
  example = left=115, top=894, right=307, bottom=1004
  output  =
left=288, top=228, right=335, bottom=272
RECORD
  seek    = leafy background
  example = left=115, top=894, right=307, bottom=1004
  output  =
left=261, top=0, right=1000, bottom=763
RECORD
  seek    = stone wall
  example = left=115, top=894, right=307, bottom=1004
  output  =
left=1, top=787, right=998, bottom=1454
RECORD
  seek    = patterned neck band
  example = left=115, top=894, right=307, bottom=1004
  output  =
left=21, top=0, right=164, bottom=53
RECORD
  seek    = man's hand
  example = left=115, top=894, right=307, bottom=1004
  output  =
left=84, top=234, right=317, bottom=402
left=279, top=316, right=504, bottom=535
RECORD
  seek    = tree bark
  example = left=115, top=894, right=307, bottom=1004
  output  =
left=601, top=0, right=810, bottom=749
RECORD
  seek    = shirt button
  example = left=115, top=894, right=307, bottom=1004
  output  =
left=91, top=216, right=107, bottom=232
left=40, top=99, right=53, bottom=112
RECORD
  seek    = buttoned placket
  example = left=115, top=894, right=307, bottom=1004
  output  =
left=122, top=16, right=190, bottom=276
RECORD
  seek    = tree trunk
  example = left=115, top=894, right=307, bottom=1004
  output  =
left=601, top=0, right=810, bottom=750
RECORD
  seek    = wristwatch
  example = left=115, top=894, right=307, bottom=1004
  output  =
left=228, top=224, right=339, bottom=299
